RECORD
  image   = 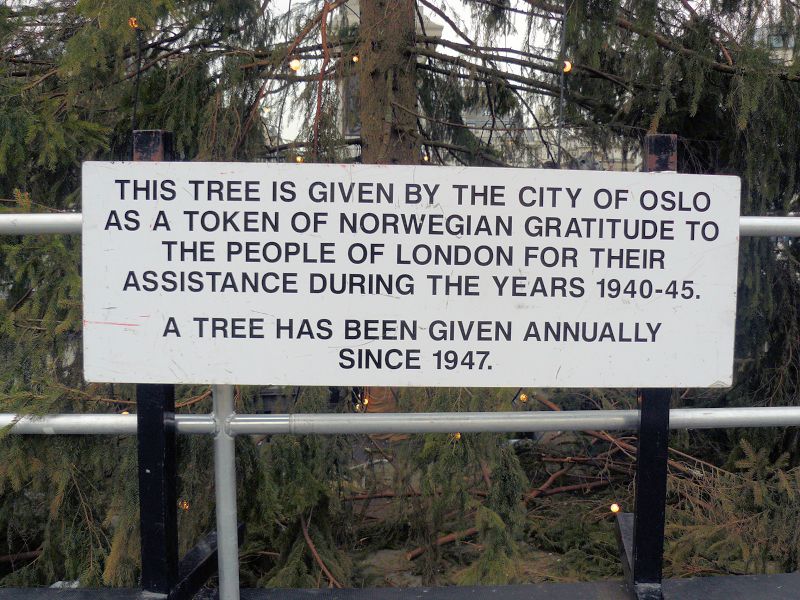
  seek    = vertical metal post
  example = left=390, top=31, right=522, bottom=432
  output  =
left=137, top=384, right=178, bottom=594
left=643, top=134, right=678, bottom=173
left=212, top=385, right=241, bottom=600
left=632, top=388, right=671, bottom=599
left=134, top=130, right=178, bottom=596
left=133, top=129, right=174, bottom=162
left=630, top=133, right=678, bottom=600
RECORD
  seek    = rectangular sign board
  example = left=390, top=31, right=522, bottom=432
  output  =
left=82, top=162, right=740, bottom=387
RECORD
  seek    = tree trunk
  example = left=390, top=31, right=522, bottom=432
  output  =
left=358, top=0, right=420, bottom=165
left=358, top=0, right=419, bottom=411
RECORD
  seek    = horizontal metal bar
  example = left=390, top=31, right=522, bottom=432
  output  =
left=0, top=214, right=798, bottom=237
left=227, top=407, right=800, bottom=434
left=0, top=413, right=214, bottom=435
left=668, top=406, right=800, bottom=429
left=227, top=411, right=639, bottom=434
left=739, top=216, right=800, bottom=237
left=4, top=407, right=800, bottom=436
left=177, top=414, right=217, bottom=434
left=0, top=213, right=82, bottom=235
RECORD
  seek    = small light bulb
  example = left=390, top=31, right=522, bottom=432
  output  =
left=452, top=432, right=461, bottom=441
left=128, top=17, right=139, bottom=29
left=352, top=55, right=360, bottom=63
left=610, top=503, right=620, bottom=513
left=289, top=58, right=302, bottom=72
left=295, top=155, right=304, bottom=163
left=178, top=499, right=190, bottom=511
left=519, top=393, right=528, bottom=403
left=422, top=154, right=430, bottom=162
left=562, top=60, right=573, bottom=73
left=121, top=410, right=130, bottom=415
left=363, top=397, right=369, bottom=406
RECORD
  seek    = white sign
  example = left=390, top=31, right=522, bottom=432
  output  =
left=82, top=162, right=740, bottom=387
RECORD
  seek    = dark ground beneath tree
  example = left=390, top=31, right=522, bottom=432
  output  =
left=2, top=571, right=800, bottom=599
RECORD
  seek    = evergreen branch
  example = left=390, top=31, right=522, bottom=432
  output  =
left=404, top=463, right=610, bottom=561
left=419, top=137, right=508, bottom=167
left=524, top=465, right=571, bottom=502
left=429, top=37, right=639, bottom=97
left=54, top=384, right=136, bottom=406
left=232, top=36, right=359, bottom=63
left=0, top=549, right=42, bottom=564
left=415, top=0, right=610, bottom=162
left=534, top=395, right=702, bottom=477
left=391, top=100, right=546, bottom=133
left=346, top=490, right=422, bottom=501
left=614, top=13, right=741, bottom=76
left=416, top=0, right=615, bottom=114
left=436, top=38, right=558, bottom=63
left=421, top=36, right=640, bottom=93
left=524, top=0, right=800, bottom=83
left=413, top=47, right=611, bottom=111
left=9, top=289, right=33, bottom=313
left=541, top=456, right=634, bottom=476
left=20, top=68, right=58, bottom=91
left=421, top=0, right=618, bottom=169
left=138, top=13, right=217, bottom=55
left=260, top=139, right=361, bottom=156
left=237, top=0, right=352, bottom=71
left=3, top=57, right=57, bottom=66
left=470, top=0, right=547, bottom=18
left=675, top=0, right=738, bottom=62
left=120, top=37, right=226, bottom=82
left=176, top=389, right=211, bottom=409
left=300, top=514, right=342, bottom=588
left=234, top=0, right=350, bottom=154
left=418, top=61, right=560, bottom=100
left=420, top=35, right=560, bottom=76
left=262, top=71, right=339, bottom=82
left=345, top=487, right=492, bottom=502
left=509, top=87, right=557, bottom=164
left=422, top=31, right=636, bottom=92
left=417, top=0, right=476, bottom=49
left=479, top=460, right=492, bottom=489
left=406, top=468, right=613, bottom=560
left=406, top=527, right=479, bottom=560
left=539, top=480, right=614, bottom=496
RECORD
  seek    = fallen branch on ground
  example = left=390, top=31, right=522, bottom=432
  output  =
left=406, top=527, right=479, bottom=561
left=300, top=515, right=342, bottom=588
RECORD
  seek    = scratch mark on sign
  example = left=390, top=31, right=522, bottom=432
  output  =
left=83, top=319, right=140, bottom=327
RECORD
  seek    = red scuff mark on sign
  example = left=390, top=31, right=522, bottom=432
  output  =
left=83, top=319, right=140, bottom=327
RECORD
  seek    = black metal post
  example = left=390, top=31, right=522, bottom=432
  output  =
left=631, top=388, right=671, bottom=599
left=616, top=134, right=677, bottom=600
left=133, top=130, right=178, bottom=596
left=137, top=383, right=178, bottom=594
left=133, top=129, right=174, bottom=162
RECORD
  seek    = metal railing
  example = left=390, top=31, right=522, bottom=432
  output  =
left=1, top=211, right=798, bottom=600
left=6, top=406, right=800, bottom=436
left=2, top=212, right=800, bottom=237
